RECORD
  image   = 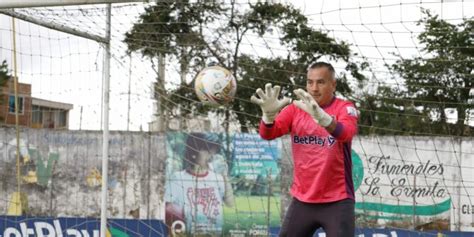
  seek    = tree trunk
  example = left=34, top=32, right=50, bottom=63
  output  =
left=156, top=53, right=167, bottom=132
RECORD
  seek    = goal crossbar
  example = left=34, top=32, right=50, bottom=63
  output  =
left=0, top=0, right=152, bottom=9
left=0, top=9, right=107, bottom=43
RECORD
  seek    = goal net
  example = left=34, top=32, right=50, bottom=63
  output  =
left=0, top=0, right=472, bottom=236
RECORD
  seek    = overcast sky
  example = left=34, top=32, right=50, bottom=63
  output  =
left=0, top=0, right=472, bottom=131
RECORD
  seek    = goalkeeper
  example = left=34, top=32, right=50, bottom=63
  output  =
left=251, top=62, right=359, bottom=237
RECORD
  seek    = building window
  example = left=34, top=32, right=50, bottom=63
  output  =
left=58, top=110, right=67, bottom=127
left=8, top=95, right=24, bottom=114
left=32, top=105, right=42, bottom=124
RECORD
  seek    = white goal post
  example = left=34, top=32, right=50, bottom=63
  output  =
left=0, top=0, right=152, bottom=9
left=1, top=0, right=472, bottom=236
left=0, top=1, right=148, bottom=237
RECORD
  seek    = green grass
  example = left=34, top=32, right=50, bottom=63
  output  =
left=223, top=195, right=281, bottom=233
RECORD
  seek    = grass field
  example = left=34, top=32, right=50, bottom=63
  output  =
left=223, top=195, right=281, bottom=233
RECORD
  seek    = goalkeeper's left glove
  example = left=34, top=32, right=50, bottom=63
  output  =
left=293, top=89, right=333, bottom=127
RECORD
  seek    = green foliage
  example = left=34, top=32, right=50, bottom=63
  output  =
left=125, top=2, right=367, bottom=132
left=0, top=60, right=11, bottom=121
left=360, top=10, right=473, bottom=136
left=0, top=60, right=9, bottom=85
left=124, top=1, right=223, bottom=128
left=393, top=11, right=473, bottom=136
left=235, top=56, right=304, bottom=129
left=124, top=1, right=220, bottom=60
left=358, top=91, right=429, bottom=136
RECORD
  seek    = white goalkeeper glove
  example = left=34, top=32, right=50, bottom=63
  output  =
left=293, top=89, right=333, bottom=127
left=250, top=83, right=291, bottom=124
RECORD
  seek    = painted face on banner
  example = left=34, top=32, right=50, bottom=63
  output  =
left=195, top=148, right=217, bottom=168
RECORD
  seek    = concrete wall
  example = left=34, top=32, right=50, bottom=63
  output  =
left=1, top=128, right=473, bottom=232
left=0, top=128, right=166, bottom=219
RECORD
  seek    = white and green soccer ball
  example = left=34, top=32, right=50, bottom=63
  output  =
left=194, top=65, right=237, bottom=106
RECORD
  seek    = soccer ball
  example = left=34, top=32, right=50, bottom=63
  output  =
left=194, top=65, right=237, bottom=106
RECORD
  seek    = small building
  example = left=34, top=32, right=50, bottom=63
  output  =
left=0, top=80, right=32, bottom=127
left=31, top=98, right=73, bottom=129
left=0, top=80, right=73, bottom=129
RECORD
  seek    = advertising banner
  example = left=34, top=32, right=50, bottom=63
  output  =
left=165, top=132, right=281, bottom=236
left=0, top=215, right=167, bottom=237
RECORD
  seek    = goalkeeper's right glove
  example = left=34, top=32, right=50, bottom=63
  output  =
left=250, top=83, right=291, bottom=124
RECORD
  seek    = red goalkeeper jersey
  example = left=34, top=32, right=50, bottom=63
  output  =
left=259, top=97, right=358, bottom=203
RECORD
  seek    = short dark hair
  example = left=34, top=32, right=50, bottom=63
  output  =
left=184, top=133, right=221, bottom=168
left=308, top=62, right=336, bottom=79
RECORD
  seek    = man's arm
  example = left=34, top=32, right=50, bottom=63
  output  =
left=328, top=102, right=358, bottom=142
left=324, top=118, right=337, bottom=133
left=258, top=105, right=293, bottom=140
left=292, top=89, right=358, bottom=141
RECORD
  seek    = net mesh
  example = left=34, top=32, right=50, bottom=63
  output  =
left=0, top=0, right=472, bottom=236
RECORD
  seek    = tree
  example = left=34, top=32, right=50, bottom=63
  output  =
left=357, top=86, right=428, bottom=136
left=386, top=10, right=473, bottom=136
left=0, top=60, right=9, bottom=84
left=125, top=1, right=368, bottom=132
left=229, top=2, right=367, bottom=131
left=124, top=1, right=222, bottom=130
left=0, top=60, right=11, bottom=122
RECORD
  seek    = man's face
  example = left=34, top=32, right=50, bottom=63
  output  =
left=306, top=67, right=336, bottom=106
